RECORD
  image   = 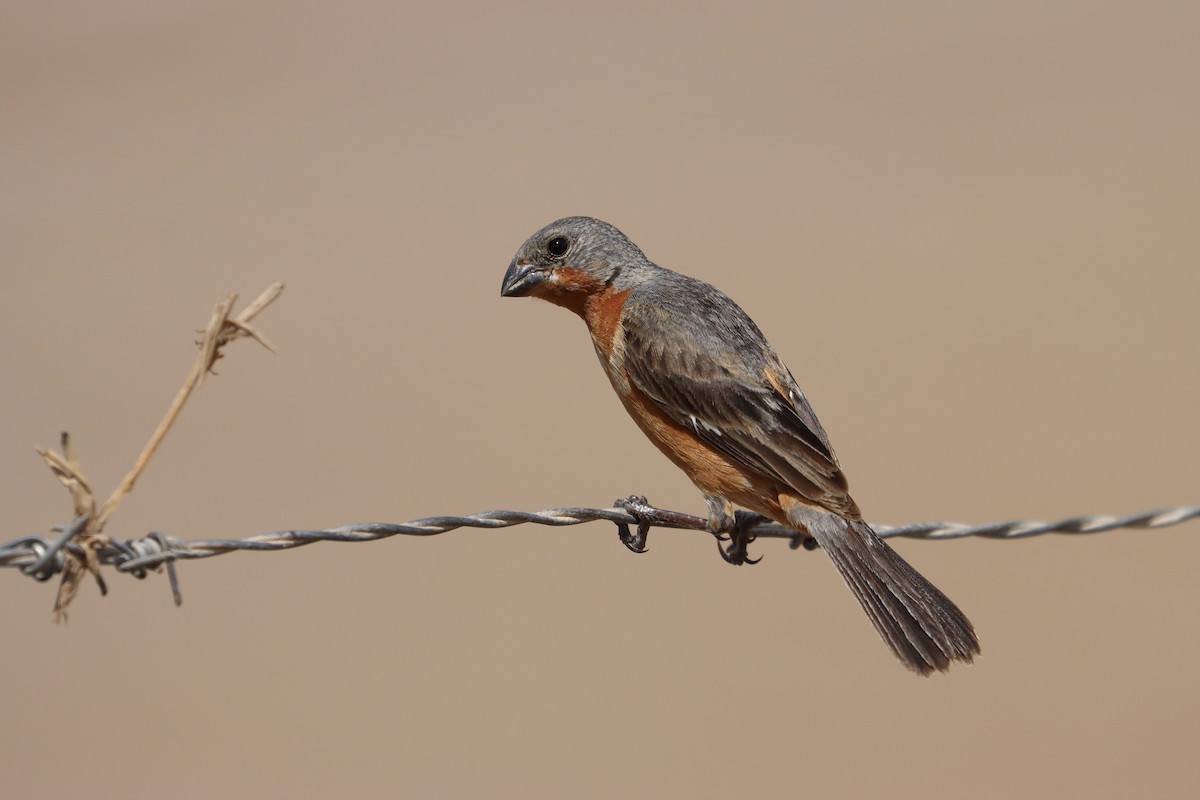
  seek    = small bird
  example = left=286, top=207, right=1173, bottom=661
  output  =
left=501, top=216, right=979, bottom=674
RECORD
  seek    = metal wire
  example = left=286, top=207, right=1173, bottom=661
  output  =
left=3, top=502, right=1198, bottom=596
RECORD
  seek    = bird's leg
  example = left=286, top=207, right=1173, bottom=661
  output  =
left=705, top=495, right=764, bottom=566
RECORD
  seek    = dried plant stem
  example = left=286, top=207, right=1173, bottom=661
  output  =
left=35, top=282, right=283, bottom=619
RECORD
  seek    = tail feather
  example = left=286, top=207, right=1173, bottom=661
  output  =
left=788, top=503, right=980, bottom=674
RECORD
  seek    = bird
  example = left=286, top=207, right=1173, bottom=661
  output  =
left=501, top=216, right=979, bottom=674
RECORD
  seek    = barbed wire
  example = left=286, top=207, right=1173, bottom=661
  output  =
left=4, top=500, right=1197, bottom=608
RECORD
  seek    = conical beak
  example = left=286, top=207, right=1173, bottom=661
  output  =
left=501, top=259, right=546, bottom=297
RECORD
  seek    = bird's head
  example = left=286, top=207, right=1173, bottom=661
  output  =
left=501, top=216, right=650, bottom=311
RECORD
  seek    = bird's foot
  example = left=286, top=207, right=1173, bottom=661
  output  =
left=613, top=495, right=652, bottom=553
left=715, top=511, right=765, bottom=565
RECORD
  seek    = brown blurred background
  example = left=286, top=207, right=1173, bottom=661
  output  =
left=2, top=1, right=1198, bottom=797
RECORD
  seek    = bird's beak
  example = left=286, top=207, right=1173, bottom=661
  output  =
left=501, top=259, right=546, bottom=297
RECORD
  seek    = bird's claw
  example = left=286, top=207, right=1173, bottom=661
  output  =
left=714, top=511, right=765, bottom=566
left=616, top=522, right=649, bottom=553
left=614, top=495, right=652, bottom=554
left=717, top=537, right=763, bottom=565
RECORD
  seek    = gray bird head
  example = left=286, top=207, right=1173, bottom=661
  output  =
left=501, top=216, right=652, bottom=305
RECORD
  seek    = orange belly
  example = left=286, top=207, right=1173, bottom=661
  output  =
left=613, top=377, right=788, bottom=524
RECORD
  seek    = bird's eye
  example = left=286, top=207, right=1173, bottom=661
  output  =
left=547, top=236, right=570, bottom=257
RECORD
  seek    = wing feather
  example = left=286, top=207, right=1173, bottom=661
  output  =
left=620, top=276, right=857, bottom=514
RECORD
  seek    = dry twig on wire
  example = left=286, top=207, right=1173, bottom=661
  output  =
left=29, top=282, right=284, bottom=620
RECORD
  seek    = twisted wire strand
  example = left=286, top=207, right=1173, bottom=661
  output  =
left=3, top=504, right=1198, bottom=588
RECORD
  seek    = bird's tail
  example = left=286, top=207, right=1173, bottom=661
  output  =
left=786, top=501, right=980, bottom=674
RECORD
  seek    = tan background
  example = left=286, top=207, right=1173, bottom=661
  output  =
left=3, top=1, right=1198, bottom=798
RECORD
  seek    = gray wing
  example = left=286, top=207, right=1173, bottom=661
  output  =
left=620, top=277, right=859, bottom=516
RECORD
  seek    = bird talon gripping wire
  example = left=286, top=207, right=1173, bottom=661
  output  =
left=613, top=496, right=653, bottom=553
left=715, top=510, right=766, bottom=566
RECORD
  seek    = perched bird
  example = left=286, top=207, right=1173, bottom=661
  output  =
left=501, top=216, right=979, bottom=674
